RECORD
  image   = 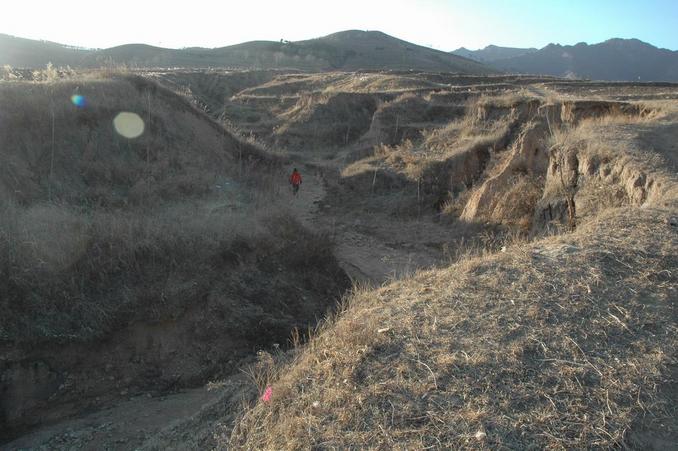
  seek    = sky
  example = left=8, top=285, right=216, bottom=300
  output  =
left=1, top=0, right=676, bottom=51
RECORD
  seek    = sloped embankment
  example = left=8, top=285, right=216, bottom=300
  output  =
left=459, top=100, right=663, bottom=232
left=225, top=193, right=677, bottom=450
left=273, top=92, right=379, bottom=150
left=0, top=75, right=277, bottom=206
left=0, top=75, right=349, bottom=442
left=341, top=95, right=659, bottom=231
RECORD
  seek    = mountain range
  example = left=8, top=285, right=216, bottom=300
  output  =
left=2, top=31, right=678, bottom=81
left=452, top=39, right=678, bottom=81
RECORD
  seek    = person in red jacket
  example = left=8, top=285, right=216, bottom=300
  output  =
left=289, top=168, right=302, bottom=196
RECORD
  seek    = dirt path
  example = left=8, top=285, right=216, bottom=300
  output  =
left=2, top=375, right=253, bottom=451
left=280, top=163, right=448, bottom=284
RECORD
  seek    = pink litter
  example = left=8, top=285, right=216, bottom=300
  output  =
left=261, top=386, right=272, bottom=403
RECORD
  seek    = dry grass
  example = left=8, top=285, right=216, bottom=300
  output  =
left=422, top=118, right=508, bottom=157
left=0, top=199, right=347, bottom=344
left=326, top=73, right=438, bottom=93
left=273, top=91, right=378, bottom=150
left=473, top=88, right=536, bottom=109
left=0, top=73, right=278, bottom=207
left=223, top=206, right=677, bottom=449
left=543, top=104, right=678, bottom=220
left=359, top=93, right=516, bottom=178
left=337, top=91, right=539, bottom=225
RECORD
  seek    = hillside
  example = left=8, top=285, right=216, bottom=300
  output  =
left=0, top=33, right=90, bottom=68
left=0, top=31, right=493, bottom=74
left=485, top=38, right=678, bottom=81
left=296, top=30, right=491, bottom=72
left=0, top=72, right=349, bottom=442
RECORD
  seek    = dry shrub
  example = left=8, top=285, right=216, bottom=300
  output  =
left=495, top=174, right=545, bottom=231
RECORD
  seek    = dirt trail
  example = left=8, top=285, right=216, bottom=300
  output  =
left=289, top=163, right=450, bottom=284
left=2, top=376, right=252, bottom=451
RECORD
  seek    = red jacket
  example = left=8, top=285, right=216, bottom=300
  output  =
left=289, top=171, right=302, bottom=186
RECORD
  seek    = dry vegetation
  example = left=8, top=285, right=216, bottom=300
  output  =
left=213, top=81, right=678, bottom=449
left=0, top=203, right=344, bottom=344
left=225, top=208, right=677, bottom=450
left=3, top=69, right=677, bottom=449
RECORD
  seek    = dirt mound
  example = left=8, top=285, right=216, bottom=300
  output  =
left=235, top=73, right=351, bottom=97
left=560, top=99, right=648, bottom=124
left=452, top=98, right=662, bottom=232
left=533, top=117, right=677, bottom=232
left=461, top=119, right=550, bottom=229
left=0, top=213, right=348, bottom=441
left=323, top=91, right=663, bottom=232
left=362, top=93, right=466, bottom=147
left=335, top=95, right=541, bottom=217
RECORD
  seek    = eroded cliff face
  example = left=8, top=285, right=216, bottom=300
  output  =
left=454, top=99, right=663, bottom=233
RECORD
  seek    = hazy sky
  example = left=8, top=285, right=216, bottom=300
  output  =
left=1, top=0, right=676, bottom=51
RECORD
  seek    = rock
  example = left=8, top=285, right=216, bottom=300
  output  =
left=532, top=244, right=580, bottom=260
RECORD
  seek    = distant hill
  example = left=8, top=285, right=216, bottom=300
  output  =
left=291, top=30, right=491, bottom=72
left=0, top=34, right=90, bottom=68
left=0, top=31, right=493, bottom=74
left=452, top=45, right=538, bottom=62
left=477, top=39, right=678, bottom=81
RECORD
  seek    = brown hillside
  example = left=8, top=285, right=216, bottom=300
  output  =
left=0, top=72, right=349, bottom=441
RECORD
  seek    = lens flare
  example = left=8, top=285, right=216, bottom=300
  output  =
left=113, top=112, right=145, bottom=139
left=70, top=94, right=86, bottom=108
